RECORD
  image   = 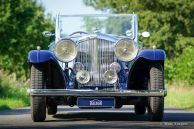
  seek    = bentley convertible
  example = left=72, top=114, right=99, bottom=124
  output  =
left=27, top=14, right=167, bottom=122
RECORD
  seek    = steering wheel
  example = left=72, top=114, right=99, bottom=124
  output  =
left=69, top=31, right=88, bottom=36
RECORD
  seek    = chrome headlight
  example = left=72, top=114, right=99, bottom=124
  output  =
left=54, top=39, right=77, bottom=62
left=76, top=70, right=90, bottom=84
left=110, top=62, right=121, bottom=73
left=114, top=38, right=138, bottom=61
left=104, top=70, right=118, bottom=84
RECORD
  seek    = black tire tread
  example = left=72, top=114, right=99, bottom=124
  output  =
left=31, top=64, right=46, bottom=122
left=148, top=63, right=164, bottom=121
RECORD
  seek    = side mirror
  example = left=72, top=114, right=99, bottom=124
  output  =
left=141, top=31, right=150, bottom=38
left=42, top=31, right=54, bottom=37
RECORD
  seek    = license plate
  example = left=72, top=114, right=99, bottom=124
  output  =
left=77, top=97, right=115, bottom=108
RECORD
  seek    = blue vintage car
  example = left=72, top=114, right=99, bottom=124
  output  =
left=28, top=14, right=167, bottom=122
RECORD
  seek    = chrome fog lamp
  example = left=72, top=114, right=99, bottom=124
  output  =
left=54, top=39, right=77, bottom=62
left=76, top=70, right=90, bottom=84
left=110, top=62, right=121, bottom=73
left=73, top=62, right=84, bottom=73
left=104, top=70, right=118, bottom=84
left=114, top=38, right=138, bottom=62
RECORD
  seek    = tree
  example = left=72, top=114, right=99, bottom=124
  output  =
left=83, top=0, right=194, bottom=85
left=83, top=0, right=194, bottom=58
left=0, top=0, right=54, bottom=78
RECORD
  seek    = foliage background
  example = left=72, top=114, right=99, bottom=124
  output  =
left=0, top=0, right=54, bottom=78
left=84, top=0, right=194, bottom=86
left=0, top=0, right=193, bottom=86
left=0, top=0, right=54, bottom=109
left=0, top=0, right=193, bottom=110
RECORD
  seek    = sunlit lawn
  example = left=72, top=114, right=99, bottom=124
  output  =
left=0, top=98, right=29, bottom=110
left=0, top=71, right=30, bottom=110
left=165, top=84, right=194, bottom=111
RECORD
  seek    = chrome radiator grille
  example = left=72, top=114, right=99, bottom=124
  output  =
left=76, top=38, right=116, bottom=87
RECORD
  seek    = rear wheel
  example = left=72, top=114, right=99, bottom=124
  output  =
left=30, top=64, right=46, bottom=122
left=135, top=104, right=146, bottom=115
left=47, top=105, right=57, bottom=115
left=148, top=63, right=164, bottom=121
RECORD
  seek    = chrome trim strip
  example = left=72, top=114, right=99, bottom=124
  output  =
left=78, top=33, right=118, bottom=43
left=27, top=88, right=167, bottom=97
left=134, top=14, right=138, bottom=43
left=59, top=14, right=137, bottom=17
left=55, top=14, right=60, bottom=42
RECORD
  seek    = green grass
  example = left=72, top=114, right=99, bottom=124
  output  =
left=165, top=84, right=194, bottom=111
left=0, top=98, right=28, bottom=110
left=0, top=70, right=30, bottom=110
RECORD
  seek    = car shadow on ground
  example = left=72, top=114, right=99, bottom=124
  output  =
left=49, top=108, right=194, bottom=122
left=0, top=106, right=194, bottom=122
left=50, top=111, right=194, bottom=122
left=0, top=108, right=30, bottom=115
left=52, top=112, right=148, bottom=122
left=0, top=107, right=193, bottom=129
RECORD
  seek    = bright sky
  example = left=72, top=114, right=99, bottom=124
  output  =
left=37, top=0, right=103, bottom=35
left=38, top=0, right=102, bottom=16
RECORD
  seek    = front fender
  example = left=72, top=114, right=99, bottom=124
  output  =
left=127, top=49, right=165, bottom=89
left=137, top=49, right=166, bottom=60
left=28, top=50, right=55, bottom=63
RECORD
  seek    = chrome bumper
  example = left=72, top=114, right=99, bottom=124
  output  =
left=27, top=88, right=167, bottom=97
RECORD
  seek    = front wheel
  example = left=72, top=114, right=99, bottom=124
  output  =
left=148, top=63, right=164, bottom=121
left=30, top=64, right=46, bottom=122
